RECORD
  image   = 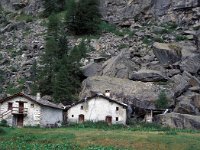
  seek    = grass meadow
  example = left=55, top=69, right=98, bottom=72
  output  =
left=0, top=124, right=200, bottom=150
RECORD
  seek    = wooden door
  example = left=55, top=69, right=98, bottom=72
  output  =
left=19, top=102, right=24, bottom=113
left=17, top=115, right=24, bottom=127
left=78, top=114, right=84, bottom=123
left=105, top=116, right=112, bottom=125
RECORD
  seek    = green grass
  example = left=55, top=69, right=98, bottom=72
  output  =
left=1, top=125, right=200, bottom=150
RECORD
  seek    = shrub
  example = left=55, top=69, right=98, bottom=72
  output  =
left=0, top=127, right=5, bottom=134
left=0, top=120, right=8, bottom=127
left=175, top=35, right=188, bottom=41
left=155, top=90, right=168, bottom=109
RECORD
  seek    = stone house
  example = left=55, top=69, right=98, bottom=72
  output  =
left=67, top=91, right=127, bottom=124
left=0, top=93, right=63, bottom=127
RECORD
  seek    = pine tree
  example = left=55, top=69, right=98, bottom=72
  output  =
left=66, top=0, right=101, bottom=35
left=53, top=55, right=81, bottom=103
left=155, top=90, right=168, bottom=109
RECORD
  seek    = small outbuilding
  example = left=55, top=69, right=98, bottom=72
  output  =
left=0, top=93, right=63, bottom=127
left=67, top=92, right=127, bottom=125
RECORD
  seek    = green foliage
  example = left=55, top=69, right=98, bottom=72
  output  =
left=143, top=36, right=153, bottom=45
left=67, top=121, right=127, bottom=130
left=155, top=90, right=168, bottom=109
left=66, top=0, right=101, bottom=35
left=43, top=0, right=66, bottom=16
left=175, top=35, right=188, bottom=41
left=0, top=69, right=5, bottom=93
left=6, top=83, right=24, bottom=95
left=0, top=120, right=8, bottom=127
left=37, top=13, right=86, bottom=103
left=99, top=21, right=135, bottom=37
left=15, top=13, right=34, bottom=22
left=0, top=128, right=5, bottom=134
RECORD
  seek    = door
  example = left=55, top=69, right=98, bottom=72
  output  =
left=17, top=115, right=24, bottom=127
left=78, top=114, right=84, bottom=123
left=105, top=116, right=112, bottom=125
left=19, top=102, right=24, bottom=113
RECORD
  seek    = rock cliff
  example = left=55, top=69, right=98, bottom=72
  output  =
left=0, top=0, right=200, bottom=129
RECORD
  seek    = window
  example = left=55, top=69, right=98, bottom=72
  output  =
left=8, top=102, right=13, bottom=110
left=116, top=107, right=119, bottom=111
left=31, top=104, right=34, bottom=108
left=116, top=117, right=119, bottom=121
left=81, top=106, right=83, bottom=110
left=72, top=115, right=74, bottom=117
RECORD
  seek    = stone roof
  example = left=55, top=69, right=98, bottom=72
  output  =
left=0, top=93, right=63, bottom=110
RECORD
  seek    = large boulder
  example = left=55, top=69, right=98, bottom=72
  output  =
left=102, top=51, right=139, bottom=78
left=181, top=54, right=200, bottom=74
left=80, top=76, right=173, bottom=109
left=155, top=113, right=200, bottom=129
left=81, top=63, right=102, bottom=77
left=170, top=74, right=191, bottom=98
left=174, top=93, right=200, bottom=115
left=129, top=69, right=168, bottom=82
left=153, top=42, right=182, bottom=65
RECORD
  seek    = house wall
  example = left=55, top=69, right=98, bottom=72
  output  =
left=67, top=97, right=127, bottom=124
left=40, top=106, right=63, bottom=127
left=0, top=97, right=41, bottom=126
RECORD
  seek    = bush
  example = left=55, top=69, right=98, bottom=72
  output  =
left=67, top=121, right=126, bottom=130
left=0, top=127, right=5, bottom=134
left=0, top=120, right=8, bottom=127
left=155, top=90, right=168, bottom=109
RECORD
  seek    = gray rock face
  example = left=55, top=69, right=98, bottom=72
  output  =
left=0, top=0, right=44, bottom=15
left=174, top=94, right=200, bottom=115
left=129, top=69, right=168, bottom=82
left=81, top=63, right=102, bottom=77
left=155, top=113, right=200, bottom=129
left=181, top=55, right=200, bottom=74
left=172, top=0, right=200, bottom=10
left=102, top=51, right=138, bottom=78
left=171, top=74, right=191, bottom=98
left=99, top=0, right=152, bottom=24
left=152, top=0, right=171, bottom=17
left=80, top=76, right=172, bottom=109
left=153, top=42, right=182, bottom=65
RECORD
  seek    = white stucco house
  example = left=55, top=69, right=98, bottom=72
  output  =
left=0, top=93, right=63, bottom=127
left=67, top=92, right=128, bottom=124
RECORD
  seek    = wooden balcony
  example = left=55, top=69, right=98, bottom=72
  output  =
left=12, top=107, right=28, bottom=115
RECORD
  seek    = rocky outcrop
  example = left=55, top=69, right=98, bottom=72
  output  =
left=129, top=69, right=167, bottom=82
left=153, top=42, right=182, bottom=65
left=155, top=113, right=200, bottom=129
left=0, top=0, right=44, bottom=15
left=81, top=63, right=102, bottom=77
left=99, top=0, right=152, bottom=24
left=181, top=54, right=200, bottom=74
left=80, top=76, right=173, bottom=109
left=174, top=93, right=200, bottom=115
left=102, top=51, right=138, bottom=78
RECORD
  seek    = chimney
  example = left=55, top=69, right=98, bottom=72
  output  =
left=36, top=93, right=41, bottom=101
left=105, top=89, right=111, bottom=97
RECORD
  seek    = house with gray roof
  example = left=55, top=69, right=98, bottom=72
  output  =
left=0, top=93, right=63, bottom=127
left=67, top=90, right=128, bottom=124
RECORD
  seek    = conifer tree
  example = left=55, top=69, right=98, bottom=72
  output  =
left=155, top=90, right=168, bottom=109
left=37, top=12, right=88, bottom=103
left=66, top=0, right=101, bottom=35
